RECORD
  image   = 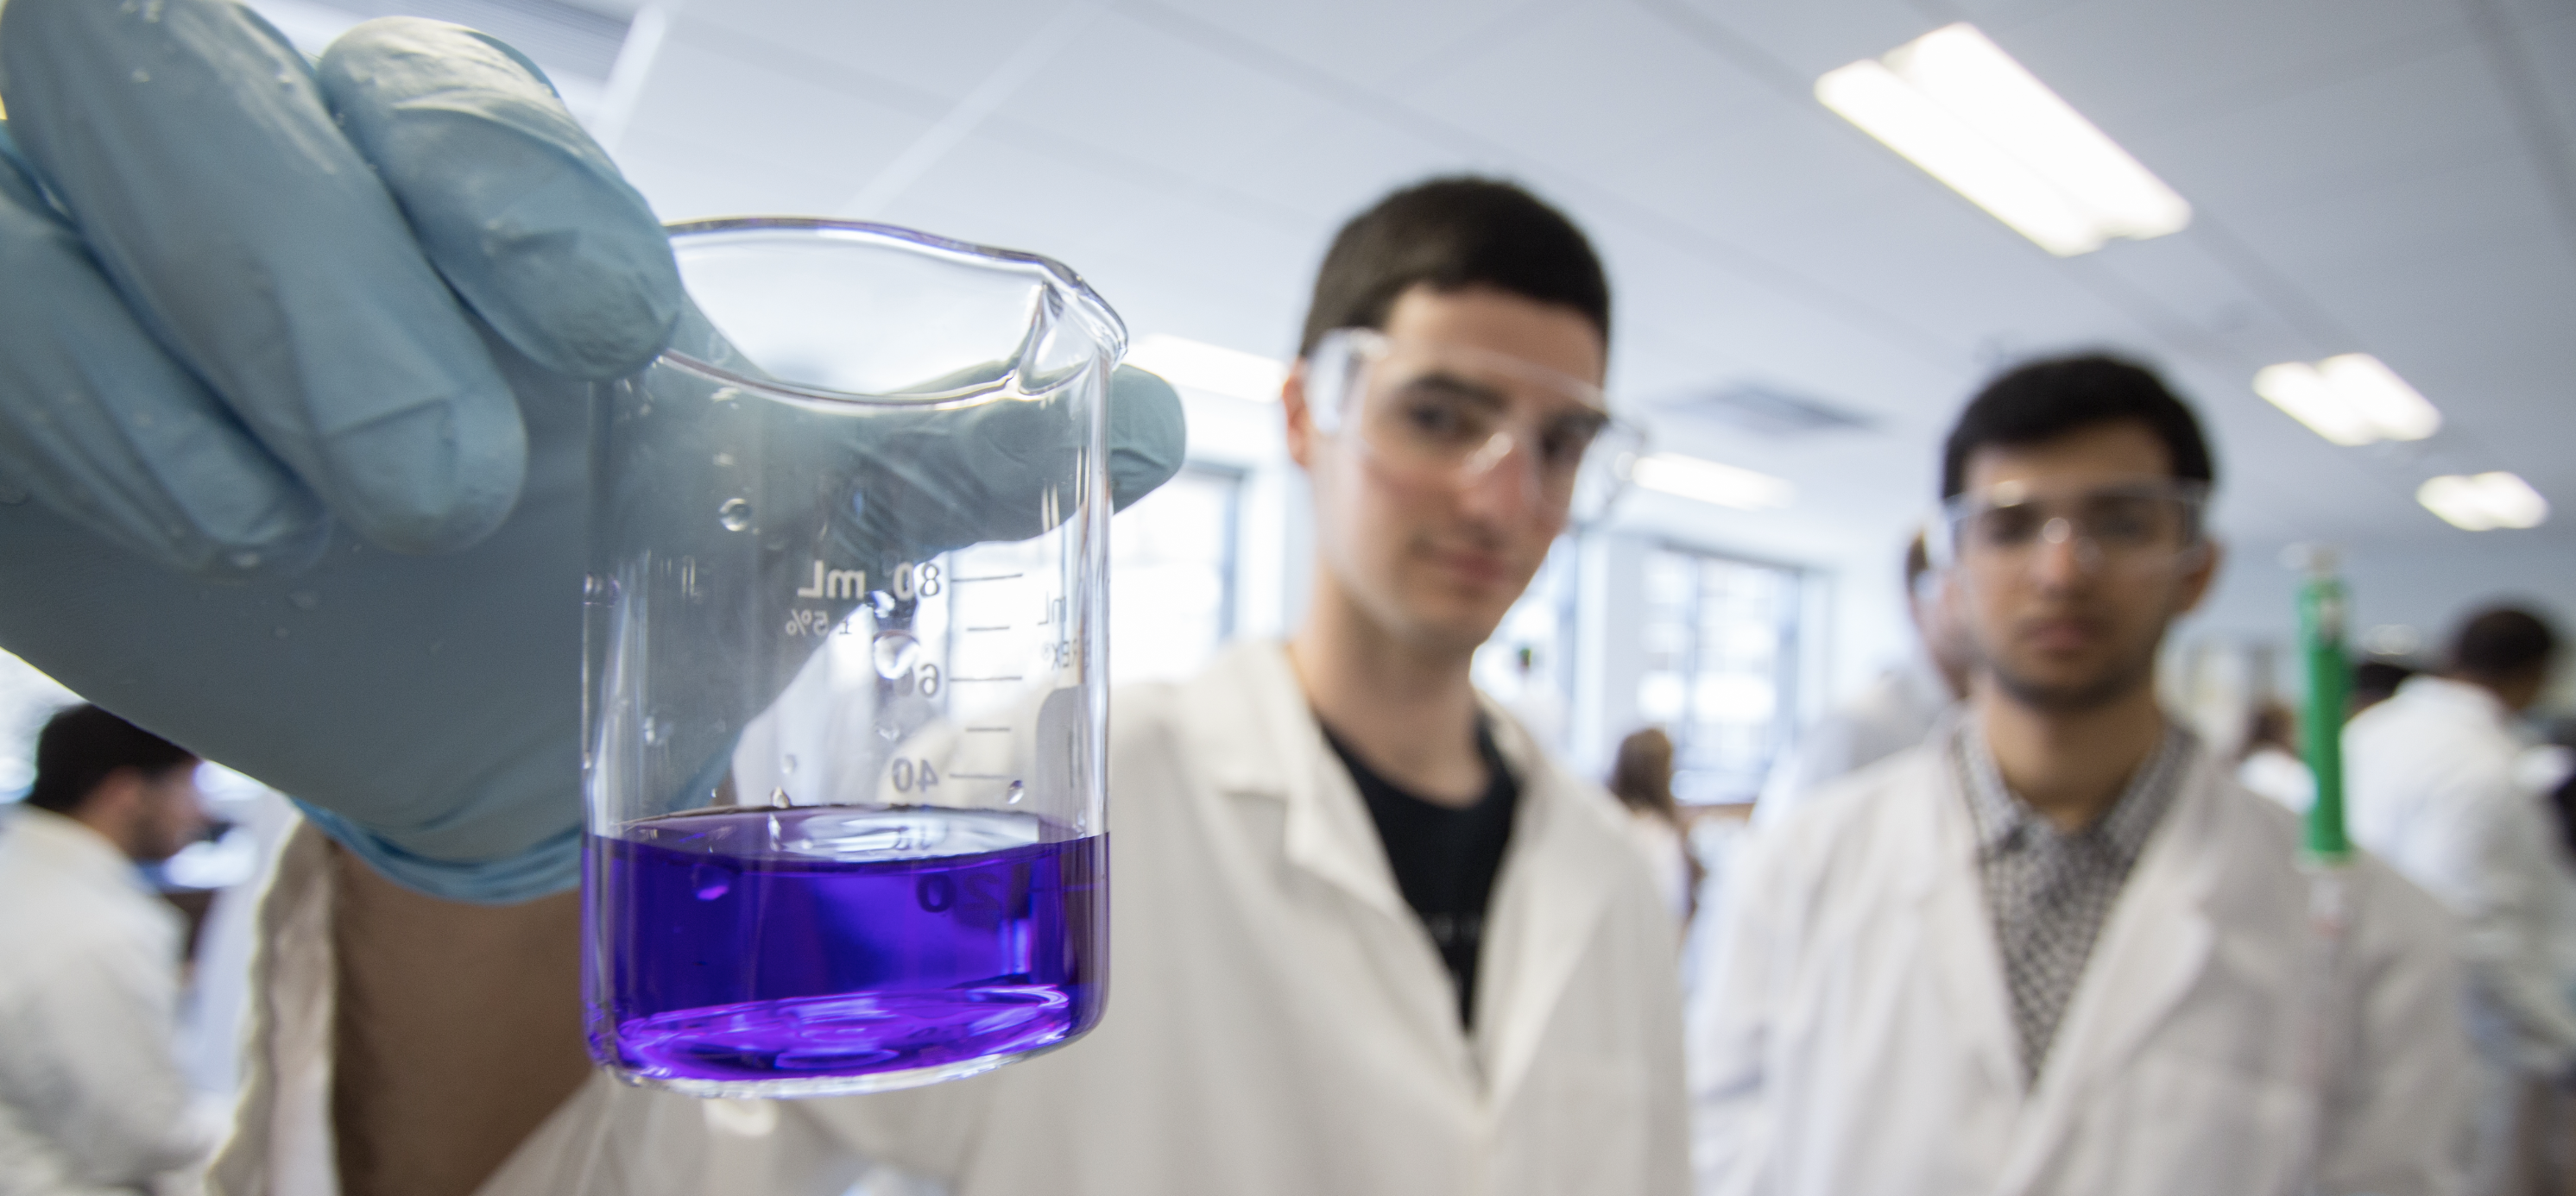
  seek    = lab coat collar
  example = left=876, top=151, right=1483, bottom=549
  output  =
left=2395, top=674, right=2516, bottom=729
left=1904, top=739, right=2029, bottom=1102
left=1895, top=721, right=2232, bottom=1192
left=1184, top=640, right=1416, bottom=926
left=1996, top=748, right=2230, bottom=1195
left=2, top=803, right=149, bottom=893
left=1178, top=640, right=1626, bottom=1105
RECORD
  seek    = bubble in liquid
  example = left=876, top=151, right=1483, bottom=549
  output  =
left=872, top=632, right=921, bottom=680
left=691, top=863, right=729, bottom=901
left=717, top=498, right=753, bottom=531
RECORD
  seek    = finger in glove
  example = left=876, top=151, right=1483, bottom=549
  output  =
left=0, top=124, right=328, bottom=571
left=0, top=0, right=527, bottom=554
left=316, top=18, right=680, bottom=381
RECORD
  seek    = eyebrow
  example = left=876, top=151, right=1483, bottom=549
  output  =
left=1398, top=369, right=1510, bottom=412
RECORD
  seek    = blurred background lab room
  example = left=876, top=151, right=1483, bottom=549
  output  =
left=3, top=0, right=2571, bottom=1193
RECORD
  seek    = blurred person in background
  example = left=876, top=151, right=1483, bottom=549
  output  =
left=1692, top=355, right=2466, bottom=1194
left=0, top=704, right=221, bottom=1193
left=2352, top=658, right=2418, bottom=718
left=1755, top=532, right=1970, bottom=827
left=2236, top=701, right=2315, bottom=812
left=1608, top=727, right=1700, bottom=924
left=2346, top=605, right=2573, bottom=1196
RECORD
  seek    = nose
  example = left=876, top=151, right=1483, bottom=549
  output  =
left=1457, top=432, right=1547, bottom=523
left=2030, top=517, right=2097, bottom=588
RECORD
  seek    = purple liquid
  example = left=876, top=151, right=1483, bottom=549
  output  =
left=586, top=806, right=1107, bottom=1087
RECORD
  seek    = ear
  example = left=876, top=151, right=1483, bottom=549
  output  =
left=1281, top=358, right=1316, bottom=473
left=1281, top=360, right=1317, bottom=471
left=2173, top=538, right=2226, bottom=617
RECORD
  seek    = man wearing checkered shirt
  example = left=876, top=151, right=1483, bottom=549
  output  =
left=1689, top=355, right=2471, bottom=1196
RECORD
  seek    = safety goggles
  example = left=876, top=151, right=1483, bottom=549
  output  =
left=1304, top=328, right=1644, bottom=524
left=1930, top=479, right=2211, bottom=581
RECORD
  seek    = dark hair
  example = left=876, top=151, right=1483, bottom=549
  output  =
left=1298, top=177, right=1610, bottom=357
left=1904, top=532, right=1932, bottom=593
left=25, top=704, right=196, bottom=815
left=1608, top=727, right=1676, bottom=819
left=2450, top=606, right=2560, bottom=678
left=1940, top=354, right=2215, bottom=499
left=2352, top=658, right=2416, bottom=706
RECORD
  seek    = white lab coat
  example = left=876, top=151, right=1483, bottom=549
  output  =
left=2345, top=676, right=2576, bottom=1074
left=1691, top=740, right=2470, bottom=1196
left=218, top=641, right=1689, bottom=1196
left=0, top=808, right=220, bottom=1195
left=1754, top=657, right=1952, bottom=828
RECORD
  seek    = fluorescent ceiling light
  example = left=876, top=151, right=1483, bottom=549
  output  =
left=1818, top=23, right=2190, bottom=255
left=1125, top=335, right=1286, bottom=403
left=1632, top=453, right=1796, bottom=511
left=2418, top=472, right=2548, bottom=531
left=2253, top=354, right=2441, bottom=446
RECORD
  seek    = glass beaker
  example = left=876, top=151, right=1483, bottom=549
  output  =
left=582, top=217, right=1117, bottom=1098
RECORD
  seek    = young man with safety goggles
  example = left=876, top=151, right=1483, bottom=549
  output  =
left=427, top=181, right=1683, bottom=1195
left=1689, top=355, right=2469, bottom=1194
left=0, top=0, right=1679, bottom=1187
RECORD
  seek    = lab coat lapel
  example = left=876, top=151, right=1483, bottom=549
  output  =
left=1912, top=758, right=2025, bottom=1101
left=1189, top=642, right=1416, bottom=926
left=1470, top=705, right=1618, bottom=1105
left=1995, top=759, right=2221, bottom=1196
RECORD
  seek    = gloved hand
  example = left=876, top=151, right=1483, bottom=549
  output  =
left=0, top=0, right=1184, bottom=902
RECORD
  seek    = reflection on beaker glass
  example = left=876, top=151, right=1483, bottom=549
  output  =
left=582, top=218, right=1118, bottom=1098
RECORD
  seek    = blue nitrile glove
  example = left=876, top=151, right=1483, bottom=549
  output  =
left=0, top=0, right=1184, bottom=902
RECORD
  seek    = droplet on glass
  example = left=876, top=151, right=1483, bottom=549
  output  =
left=710, top=387, right=742, bottom=404
left=717, top=498, right=752, bottom=531
left=131, top=69, right=150, bottom=83
left=872, top=632, right=920, bottom=679
left=271, top=626, right=288, bottom=639
left=713, top=452, right=736, bottom=469
left=582, top=575, right=621, bottom=605
left=780, top=754, right=799, bottom=776
left=642, top=716, right=666, bottom=746
left=1006, top=780, right=1026, bottom=805
left=769, top=787, right=792, bottom=809
left=288, top=590, right=319, bottom=611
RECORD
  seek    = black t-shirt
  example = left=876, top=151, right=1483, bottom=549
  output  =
left=1320, top=718, right=1520, bottom=1026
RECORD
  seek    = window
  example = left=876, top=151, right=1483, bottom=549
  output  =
left=1634, top=548, right=1801, bottom=804
left=1108, top=465, right=1242, bottom=684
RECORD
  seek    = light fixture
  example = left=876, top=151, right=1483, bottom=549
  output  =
left=2417, top=472, right=2548, bottom=531
left=1817, top=23, right=2190, bottom=255
left=2253, top=354, right=2441, bottom=445
left=1123, top=335, right=1286, bottom=404
left=1631, top=453, right=1796, bottom=511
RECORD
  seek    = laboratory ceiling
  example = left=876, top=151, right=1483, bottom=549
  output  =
left=255, top=0, right=2576, bottom=592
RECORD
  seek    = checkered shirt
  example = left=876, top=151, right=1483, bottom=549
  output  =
left=1954, top=717, right=2191, bottom=1085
